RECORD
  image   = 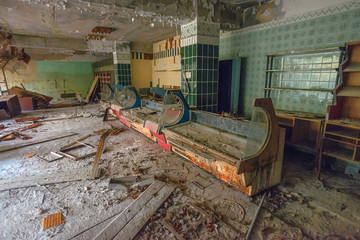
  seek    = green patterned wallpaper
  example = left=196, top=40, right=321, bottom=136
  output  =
left=220, top=2, right=360, bottom=117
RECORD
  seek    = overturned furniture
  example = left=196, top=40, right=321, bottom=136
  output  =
left=163, top=98, right=285, bottom=196
left=0, top=94, right=21, bottom=119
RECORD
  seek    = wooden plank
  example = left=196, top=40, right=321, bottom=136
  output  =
left=0, top=132, right=78, bottom=153
left=61, top=134, right=92, bottom=150
left=337, top=86, right=360, bottom=97
left=343, top=62, right=360, bottom=72
left=14, top=116, right=41, bottom=123
left=342, top=97, right=360, bottom=119
left=113, top=184, right=175, bottom=240
left=91, top=129, right=112, bottom=179
left=270, top=128, right=285, bottom=186
left=19, top=121, right=42, bottom=131
left=346, top=72, right=360, bottom=86
left=40, top=116, right=83, bottom=122
left=84, top=76, right=99, bottom=103
left=0, top=172, right=87, bottom=191
left=350, top=45, right=360, bottom=62
left=93, top=180, right=165, bottom=240
left=164, top=129, right=237, bottom=165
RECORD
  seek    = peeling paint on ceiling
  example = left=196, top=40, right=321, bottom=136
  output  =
left=0, top=0, right=262, bottom=61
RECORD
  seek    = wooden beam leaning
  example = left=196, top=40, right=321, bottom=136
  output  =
left=85, top=76, right=99, bottom=103
left=90, top=129, right=112, bottom=179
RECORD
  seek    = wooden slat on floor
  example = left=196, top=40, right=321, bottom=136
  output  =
left=94, top=180, right=174, bottom=240
left=0, top=132, right=78, bottom=153
left=0, top=171, right=88, bottom=191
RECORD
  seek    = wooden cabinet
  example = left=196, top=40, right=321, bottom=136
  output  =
left=277, top=112, right=324, bottom=155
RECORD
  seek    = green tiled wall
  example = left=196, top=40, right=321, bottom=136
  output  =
left=181, top=19, right=220, bottom=113
left=220, top=3, right=360, bottom=117
left=181, top=44, right=219, bottom=112
left=114, top=63, right=131, bottom=86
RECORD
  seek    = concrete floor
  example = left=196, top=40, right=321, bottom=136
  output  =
left=0, top=104, right=359, bottom=240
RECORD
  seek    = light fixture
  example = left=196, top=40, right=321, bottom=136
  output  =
left=131, top=17, right=134, bottom=22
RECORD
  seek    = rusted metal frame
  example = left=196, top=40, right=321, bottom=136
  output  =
left=170, top=144, right=251, bottom=195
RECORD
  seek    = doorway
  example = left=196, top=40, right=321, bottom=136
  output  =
left=218, top=58, right=242, bottom=115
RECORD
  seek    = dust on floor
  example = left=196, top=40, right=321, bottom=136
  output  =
left=0, top=104, right=359, bottom=240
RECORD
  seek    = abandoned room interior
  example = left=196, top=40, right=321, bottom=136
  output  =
left=0, top=0, right=360, bottom=239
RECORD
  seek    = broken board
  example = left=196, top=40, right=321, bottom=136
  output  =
left=0, top=132, right=78, bottom=153
left=91, top=129, right=112, bottom=179
left=84, top=76, right=99, bottom=103
left=94, top=180, right=174, bottom=240
left=0, top=171, right=88, bottom=191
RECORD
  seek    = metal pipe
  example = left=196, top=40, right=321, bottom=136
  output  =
left=245, top=191, right=268, bottom=240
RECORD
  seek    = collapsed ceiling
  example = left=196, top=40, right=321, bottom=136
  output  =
left=0, top=0, right=264, bottom=61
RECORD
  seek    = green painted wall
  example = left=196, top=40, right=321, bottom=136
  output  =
left=6, top=61, right=93, bottom=100
left=219, top=3, right=360, bottom=117
left=35, top=61, right=93, bottom=99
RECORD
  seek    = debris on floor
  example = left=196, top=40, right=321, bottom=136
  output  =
left=0, top=104, right=359, bottom=240
left=0, top=131, right=31, bottom=141
left=14, top=116, right=42, bottom=123
left=23, top=153, right=36, bottom=159
left=19, top=121, right=42, bottom=131
left=42, top=212, right=65, bottom=230
left=9, top=86, right=53, bottom=108
left=37, top=152, right=64, bottom=162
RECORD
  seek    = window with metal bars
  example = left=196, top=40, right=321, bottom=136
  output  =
left=264, top=47, right=345, bottom=115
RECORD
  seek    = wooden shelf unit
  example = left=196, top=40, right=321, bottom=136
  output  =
left=277, top=112, right=324, bottom=155
left=318, top=41, right=360, bottom=178
left=322, top=121, right=360, bottom=163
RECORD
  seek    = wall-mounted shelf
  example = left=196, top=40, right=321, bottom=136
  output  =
left=343, top=62, right=360, bottom=72
left=337, top=86, right=360, bottom=97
